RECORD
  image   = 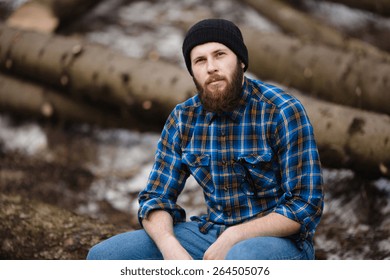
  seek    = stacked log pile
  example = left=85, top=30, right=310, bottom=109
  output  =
left=1, top=16, right=389, bottom=177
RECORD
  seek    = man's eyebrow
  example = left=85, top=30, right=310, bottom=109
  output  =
left=192, top=48, right=229, bottom=61
left=213, top=48, right=228, bottom=53
left=192, top=54, right=205, bottom=60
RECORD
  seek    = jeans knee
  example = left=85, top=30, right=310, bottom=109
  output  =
left=86, top=244, right=102, bottom=260
left=225, top=243, right=246, bottom=260
left=225, top=237, right=314, bottom=260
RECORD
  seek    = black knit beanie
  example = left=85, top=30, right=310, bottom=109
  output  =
left=182, top=18, right=248, bottom=75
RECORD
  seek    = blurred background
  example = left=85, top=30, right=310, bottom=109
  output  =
left=0, top=0, right=389, bottom=259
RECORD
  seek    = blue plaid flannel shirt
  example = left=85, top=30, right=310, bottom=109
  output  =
left=138, top=77, right=324, bottom=245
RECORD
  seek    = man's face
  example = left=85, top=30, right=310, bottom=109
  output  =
left=190, top=42, right=245, bottom=113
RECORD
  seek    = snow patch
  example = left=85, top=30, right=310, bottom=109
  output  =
left=303, top=0, right=390, bottom=32
left=0, top=115, right=47, bottom=156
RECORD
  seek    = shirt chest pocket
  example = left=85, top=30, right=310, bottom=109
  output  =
left=238, top=152, right=279, bottom=196
left=182, top=153, right=214, bottom=193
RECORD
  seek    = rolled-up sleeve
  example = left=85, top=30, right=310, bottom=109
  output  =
left=138, top=110, right=189, bottom=226
left=272, top=98, right=324, bottom=241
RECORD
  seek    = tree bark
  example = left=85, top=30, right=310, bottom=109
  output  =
left=323, top=0, right=390, bottom=17
left=242, top=27, right=390, bottom=116
left=285, top=86, right=390, bottom=178
left=0, top=73, right=130, bottom=128
left=241, top=0, right=390, bottom=62
left=0, top=24, right=195, bottom=126
left=0, top=193, right=120, bottom=259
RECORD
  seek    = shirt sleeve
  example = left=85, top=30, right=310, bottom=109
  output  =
left=137, top=109, right=189, bottom=226
left=272, top=97, right=324, bottom=241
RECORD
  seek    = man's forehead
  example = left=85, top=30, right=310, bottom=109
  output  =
left=190, top=42, right=232, bottom=58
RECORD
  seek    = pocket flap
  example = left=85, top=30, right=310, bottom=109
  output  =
left=239, top=152, right=272, bottom=164
left=182, top=153, right=210, bottom=167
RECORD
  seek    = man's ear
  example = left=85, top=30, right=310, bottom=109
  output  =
left=241, top=62, right=245, bottom=69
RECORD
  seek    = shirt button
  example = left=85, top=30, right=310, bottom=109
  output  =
left=226, top=211, right=232, bottom=217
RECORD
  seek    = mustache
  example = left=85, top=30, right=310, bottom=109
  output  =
left=205, top=74, right=226, bottom=85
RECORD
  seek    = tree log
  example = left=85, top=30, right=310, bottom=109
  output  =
left=34, top=0, right=103, bottom=22
left=0, top=73, right=132, bottom=129
left=323, top=0, right=390, bottom=17
left=0, top=193, right=120, bottom=259
left=241, top=0, right=390, bottom=61
left=242, top=27, right=390, bottom=116
left=6, top=0, right=104, bottom=33
left=285, top=86, right=390, bottom=178
left=0, top=24, right=195, bottom=126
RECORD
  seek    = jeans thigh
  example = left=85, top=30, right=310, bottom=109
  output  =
left=87, top=229, right=163, bottom=260
left=87, top=221, right=217, bottom=260
left=174, top=221, right=218, bottom=260
left=225, top=236, right=314, bottom=260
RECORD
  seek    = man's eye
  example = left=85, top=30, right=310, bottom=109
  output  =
left=195, top=58, right=205, bottom=64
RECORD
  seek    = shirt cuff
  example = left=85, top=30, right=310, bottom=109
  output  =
left=138, top=199, right=186, bottom=226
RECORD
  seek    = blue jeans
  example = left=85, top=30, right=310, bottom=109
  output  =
left=87, top=221, right=314, bottom=260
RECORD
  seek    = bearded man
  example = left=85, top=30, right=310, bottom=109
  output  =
left=87, top=19, right=324, bottom=260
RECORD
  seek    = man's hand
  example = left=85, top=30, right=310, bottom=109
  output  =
left=142, top=210, right=193, bottom=260
left=203, top=213, right=301, bottom=260
left=203, top=227, right=238, bottom=260
left=159, top=234, right=193, bottom=260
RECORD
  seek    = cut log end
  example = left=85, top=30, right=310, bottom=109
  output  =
left=5, top=2, right=59, bottom=33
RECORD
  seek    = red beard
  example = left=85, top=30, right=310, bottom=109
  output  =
left=194, top=60, right=244, bottom=113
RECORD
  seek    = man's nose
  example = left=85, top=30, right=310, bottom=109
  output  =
left=206, top=59, right=218, bottom=73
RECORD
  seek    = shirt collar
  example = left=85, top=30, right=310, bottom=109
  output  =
left=205, top=76, right=251, bottom=124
